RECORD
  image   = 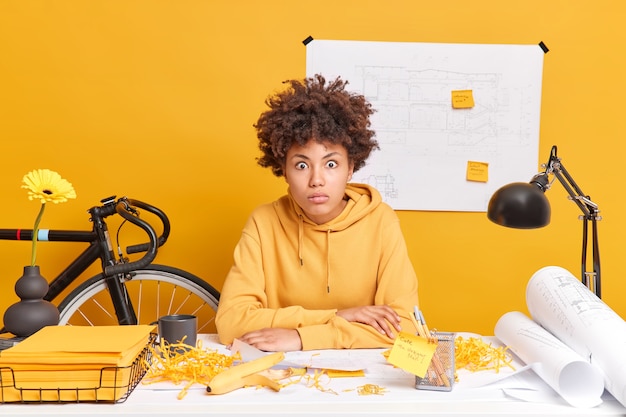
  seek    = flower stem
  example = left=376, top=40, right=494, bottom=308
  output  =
left=31, top=203, right=46, bottom=267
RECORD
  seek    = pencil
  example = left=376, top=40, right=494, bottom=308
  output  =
left=417, top=310, right=435, bottom=342
left=411, top=307, right=444, bottom=385
left=409, top=309, right=426, bottom=337
left=418, top=309, right=451, bottom=388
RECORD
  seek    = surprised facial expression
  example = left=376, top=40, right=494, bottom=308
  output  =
left=284, top=140, right=354, bottom=225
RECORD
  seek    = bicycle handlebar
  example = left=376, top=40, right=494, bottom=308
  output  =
left=102, top=197, right=171, bottom=276
left=124, top=199, right=171, bottom=254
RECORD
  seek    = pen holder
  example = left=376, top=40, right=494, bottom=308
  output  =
left=415, top=331, right=455, bottom=392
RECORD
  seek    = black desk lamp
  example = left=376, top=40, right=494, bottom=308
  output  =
left=487, top=145, right=602, bottom=297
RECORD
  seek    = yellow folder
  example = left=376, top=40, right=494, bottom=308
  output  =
left=0, top=325, right=155, bottom=402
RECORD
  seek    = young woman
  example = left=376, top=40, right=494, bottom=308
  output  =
left=215, top=74, right=419, bottom=351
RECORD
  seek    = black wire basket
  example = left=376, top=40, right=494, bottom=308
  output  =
left=0, top=333, right=156, bottom=404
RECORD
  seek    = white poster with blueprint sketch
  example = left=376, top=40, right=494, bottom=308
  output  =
left=306, top=40, right=545, bottom=212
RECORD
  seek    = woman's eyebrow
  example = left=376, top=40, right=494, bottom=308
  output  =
left=289, top=151, right=342, bottom=160
left=289, top=153, right=310, bottom=160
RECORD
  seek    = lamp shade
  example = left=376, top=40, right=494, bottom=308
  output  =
left=487, top=182, right=551, bottom=229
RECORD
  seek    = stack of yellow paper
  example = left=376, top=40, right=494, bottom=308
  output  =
left=0, top=325, right=155, bottom=402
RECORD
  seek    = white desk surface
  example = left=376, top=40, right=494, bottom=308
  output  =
left=2, top=334, right=626, bottom=417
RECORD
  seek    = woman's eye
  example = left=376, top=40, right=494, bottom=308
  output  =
left=326, top=160, right=338, bottom=168
left=296, top=162, right=308, bottom=170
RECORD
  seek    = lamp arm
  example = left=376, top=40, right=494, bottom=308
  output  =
left=547, top=155, right=601, bottom=297
left=591, top=217, right=601, bottom=297
left=548, top=157, right=600, bottom=221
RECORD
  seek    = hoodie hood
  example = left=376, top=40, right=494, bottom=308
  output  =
left=274, top=183, right=383, bottom=293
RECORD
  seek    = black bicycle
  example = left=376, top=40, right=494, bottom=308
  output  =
left=0, top=195, right=220, bottom=335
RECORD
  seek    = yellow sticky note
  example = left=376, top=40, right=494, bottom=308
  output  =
left=451, top=90, right=474, bottom=108
left=466, top=161, right=488, bottom=182
left=386, top=332, right=437, bottom=378
left=325, top=369, right=365, bottom=378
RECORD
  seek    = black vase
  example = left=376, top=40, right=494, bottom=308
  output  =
left=3, top=265, right=60, bottom=337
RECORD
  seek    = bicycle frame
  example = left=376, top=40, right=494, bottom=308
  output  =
left=0, top=196, right=169, bottom=328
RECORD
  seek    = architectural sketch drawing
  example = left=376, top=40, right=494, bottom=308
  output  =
left=306, top=40, right=545, bottom=211
left=361, top=172, right=398, bottom=200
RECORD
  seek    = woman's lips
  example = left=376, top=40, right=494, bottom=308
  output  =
left=308, top=193, right=329, bottom=203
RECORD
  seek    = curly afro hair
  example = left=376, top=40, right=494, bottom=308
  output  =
left=254, top=74, right=379, bottom=177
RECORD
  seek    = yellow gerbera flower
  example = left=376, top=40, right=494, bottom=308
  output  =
left=22, top=169, right=77, bottom=266
left=22, top=169, right=77, bottom=204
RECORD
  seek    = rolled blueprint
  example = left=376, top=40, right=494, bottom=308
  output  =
left=495, top=310, right=604, bottom=407
left=526, top=266, right=626, bottom=408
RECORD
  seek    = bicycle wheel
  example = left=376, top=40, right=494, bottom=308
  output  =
left=57, top=264, right=220, bottom=334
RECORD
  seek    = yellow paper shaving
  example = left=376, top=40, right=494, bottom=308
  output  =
left=357, top=383, right=387, bottom=396
left=454, top=336, right=515, bottom=374
left=143, top=338, right=240, bottom=399
left=282, top=369, right=338, bottom=395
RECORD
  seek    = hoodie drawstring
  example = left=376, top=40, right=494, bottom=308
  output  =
left=297, top=214, right=332, bottom=293
left=298, top=215, right=304, bottom=266
left=326, top=229, right=331, bottom=293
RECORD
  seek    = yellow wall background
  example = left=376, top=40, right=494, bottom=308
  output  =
left=1, top=0, right=625, bottom=336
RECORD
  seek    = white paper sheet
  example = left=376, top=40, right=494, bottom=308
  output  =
left=306, top=39, right=544, bottom=212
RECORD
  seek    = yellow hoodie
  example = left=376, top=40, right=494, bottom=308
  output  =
left=215, top=183, right=419, bottom=350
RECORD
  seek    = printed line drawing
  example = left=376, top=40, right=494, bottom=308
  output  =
left=307, top=40, right=544, bottom=211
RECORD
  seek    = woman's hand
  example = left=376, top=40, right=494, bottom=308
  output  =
left=239, top=328, right=303, bottom=352
left=336, top=305, right=402, bottom=338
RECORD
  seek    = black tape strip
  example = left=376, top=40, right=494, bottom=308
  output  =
left=302, top=35, right=314, bottom=46
left=538, top=41, right=549, bottom=53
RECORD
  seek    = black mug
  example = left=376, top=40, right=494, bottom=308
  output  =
left=154, top=314, right=197, bottom=348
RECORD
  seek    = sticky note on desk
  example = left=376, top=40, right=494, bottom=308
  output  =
left=451, top=90, right=474, bottom=108
left=466, top=161, right=488, bottom=182
left=386, top=332, right=437, bottom=378
left=325, top=369, right=365, bottom=378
